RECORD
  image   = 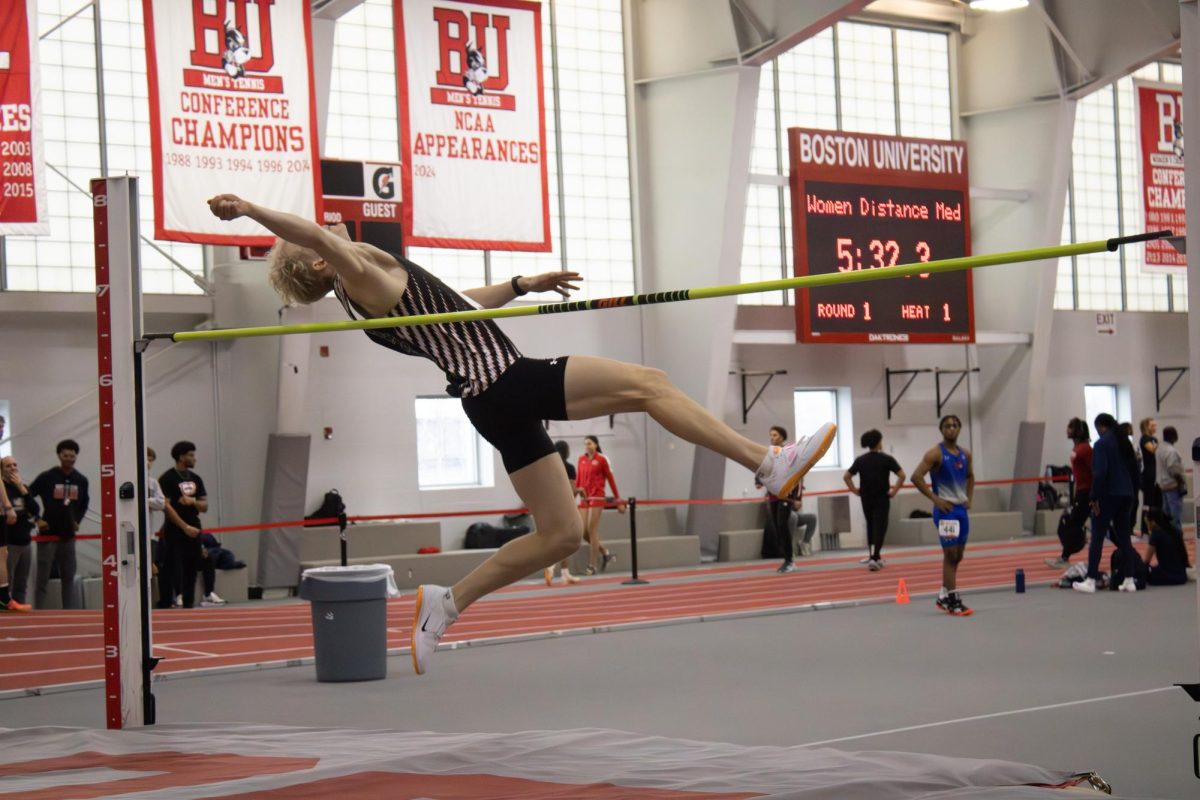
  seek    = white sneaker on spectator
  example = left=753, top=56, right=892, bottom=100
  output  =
left=1072, top=577, right=1096, bottom=594
left=859, top=556, right=872, bottom=564
left=201, top=592, right=226, bottom=607
left=411, top=584, right=458, bottom=675
left=172, top=595, right=183, bottom=608
left=799, top=542, right=812, bottom=557
left=756, top=423, right=837, bottom=498
left=1118, top=577, right=1138, bottom=593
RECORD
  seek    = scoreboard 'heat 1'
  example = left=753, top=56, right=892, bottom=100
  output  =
left=789, top=128, right=974, bottom=344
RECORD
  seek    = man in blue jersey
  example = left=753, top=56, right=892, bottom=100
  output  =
left=911, top=415, right=974, bottom=616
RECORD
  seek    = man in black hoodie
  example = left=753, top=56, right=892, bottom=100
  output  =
left=29, top=440, right=89, bottom=609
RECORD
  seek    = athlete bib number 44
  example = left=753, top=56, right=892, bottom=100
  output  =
left=938, top=518, right=961, bottom=541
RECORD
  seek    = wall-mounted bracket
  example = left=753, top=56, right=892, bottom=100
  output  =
left=730, top=369, right=787, bottom=424
left=935, top=368, right=981, bottom=419
left=885, top=368, right=930, bottom=420
left=1154, top=365, right=1189, bottom=412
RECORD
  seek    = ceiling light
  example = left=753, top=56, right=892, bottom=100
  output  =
left=968, top=0, right=1030, bottom=11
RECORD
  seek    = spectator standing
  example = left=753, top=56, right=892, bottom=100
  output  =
left=844, top=429, right=905, bottom=571
left=157, top=441, right=208, bottom=609
left=146, top=448, right=166, bottom=536
left=29, top=440, right=89, bottom=609
left=1155, top=426, right=1186, bottom=525
left=2, top=456, right=38, bottom=609
left=1075, top=414, right=1140, bottom=594
left=1046, top=418, right=1092, bottom=569
left=761, top=426, right=798, bottom=573
left=576, top=435, right=623, bottom=575
left=543, top=441, right=581, bottom=586
left=911, top=415, right=974, bottom=616
left=1137, top=418, right=1160, bottom=536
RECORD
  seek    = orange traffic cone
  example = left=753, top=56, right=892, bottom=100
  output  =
left=895, top=578, right=910, bottom=605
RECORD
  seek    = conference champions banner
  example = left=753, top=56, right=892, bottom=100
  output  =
left=143, top=0, right=323, bottom=245
left=1134, top=80, right=1185, bottom=273
left=0, top=0, right=48, bottom=235
left=395, top=0, right=550, bottom=250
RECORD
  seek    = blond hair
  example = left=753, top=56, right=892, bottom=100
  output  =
left=1139, top=417, right=1155, bottom=435
left=267, top=240, right=335, bottom=304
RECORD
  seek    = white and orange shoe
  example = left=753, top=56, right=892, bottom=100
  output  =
left=3, top=598, right=32, bottom=612
left=559, top=569, right=580, bottom=585
left=757, top=422, right=837, bottom=498
left=411, top=584, right=457, bottom=675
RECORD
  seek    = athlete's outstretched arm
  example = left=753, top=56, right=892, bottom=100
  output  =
left=208, top=195, right=366, bottom=277
left=462, top=271, right=583, bottom=308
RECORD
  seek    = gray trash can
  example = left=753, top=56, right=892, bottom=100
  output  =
left=299, top=564, right=399, bottom=682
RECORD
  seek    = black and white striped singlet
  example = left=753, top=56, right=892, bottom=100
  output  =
left=333, top=253, right=521, bottom=398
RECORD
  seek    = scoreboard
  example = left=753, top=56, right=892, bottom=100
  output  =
left=788, top=128, right=974, bottom=344
left=320, top=158, right=403, bottom=253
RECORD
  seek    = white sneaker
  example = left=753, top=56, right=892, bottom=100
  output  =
left=1072, top=577, right=1096, bottom=594
left=756, top=423, right=837, bottom=498
left=1118, top=577, right=1138, bottom=593
left=859, top=556, right=872, bottom=564
left=1044, top=557, right=1069, bottom=569
left=800, top=542, right=812, bottom=557
left=559, top=570, right=580, bottom=585
left=172, top=595, right=183, bottom=608
left=411, top=584, right=457, bottom=675
left=201, top=592, right=226, bottom=607
left=1187, top=567, right=1197, bottom=583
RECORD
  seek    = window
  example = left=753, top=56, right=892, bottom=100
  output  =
left=793, top=388, right=851, bottom=469
left=743, top=22, right=953, bottom=304
left=1056, top=62, right=1187, bottom=312
left=414, top=397, right=494, bottom=489
left=1083, top=384, right=1117, bottom=443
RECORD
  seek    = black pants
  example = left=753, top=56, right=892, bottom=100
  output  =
left=35, top=538, right=77, bottom=609
left=201, top=555, right=216, bottom=596
left=1060, top=488, right=1090, bottom=560
left=861, top=498, right=890, bottom=559
left=6, top=543, right=32, bottom=604
left=1087, top=495, right=1137, bottom=581
left=768, top=499, right=794, bottom=563
left=159, top=530, right=202, bottom=608
left=1138, top=484, right=1161, bottom=534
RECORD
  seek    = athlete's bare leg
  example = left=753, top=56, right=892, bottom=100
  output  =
left=582, top=505, right=604, bottom=570
left=563, top=356, right=767, bottom=471
left=451, top=453, right=582, bottom=610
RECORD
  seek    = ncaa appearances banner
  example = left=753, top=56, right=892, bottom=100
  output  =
left=395, top=0, right=550, bottom=250
left=143, top=0, right=322, bottom=245
left=1134, top=81, right=1185, bottom=273
left=0, top=0, right=48, bottom=234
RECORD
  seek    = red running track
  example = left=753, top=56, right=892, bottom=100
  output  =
left=0, top=538, right=1190, bottom=694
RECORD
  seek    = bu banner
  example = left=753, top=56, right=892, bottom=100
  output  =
left=142, top=0, right=323, bottom=245
left=1134, top=80, right=1186, bottom=273
left=0, top=0, right=48, bottom=234
left=394, top=0, right=550, bottom=250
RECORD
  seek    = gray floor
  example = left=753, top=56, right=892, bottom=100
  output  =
left=5, top=582, right=1198, bottom=798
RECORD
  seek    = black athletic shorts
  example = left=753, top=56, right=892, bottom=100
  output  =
left=462, top=356, right=570, bottom=474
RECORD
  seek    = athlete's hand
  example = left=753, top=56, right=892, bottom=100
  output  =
left=208, top=194, right=251, bottom=221
left=521, top=271, right=582, bottom=298
left=3, top=508, right=14, bottom=525
left=184, top=525, right=200, bottom=538
left=616, top=500, right=627, bottom=514
left=934, top=497, right=953, bottom=513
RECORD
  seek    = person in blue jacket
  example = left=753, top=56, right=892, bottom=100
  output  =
left=1074, top=413, right=1140, bottom=594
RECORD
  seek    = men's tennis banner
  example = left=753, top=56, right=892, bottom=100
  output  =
left=0, top=0, right=49, bottom=235
left=394, top=0, right=550, bottom=250
left=1134, top=80, right=1186, bottom=273
left=142, top=0, right=323, bottom=245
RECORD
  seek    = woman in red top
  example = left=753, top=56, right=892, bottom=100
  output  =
left=1046, top=417, right=1092, bottom=568
left=576, top=435, right=625, bottom=574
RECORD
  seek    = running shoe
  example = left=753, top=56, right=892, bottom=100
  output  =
left=201, top=592, right=226, bottom=606
left=867, top=559, right=881, bottom=572
left=559, top=571, right=580, bottom=585
left=411, top=584, right=457, bottom=675
left=1118, top=577, right=1138, bottom=593
left=935, top=595, right=951, bottom=612
left=1044, top=557, right=1069, bottom=569
left=3, top=598, right=32, bottom=612
left=947, top=594, right=973, bottom=616
left=601, top=550, right=615, bottom=573
left=859, top=556, right=872, bottom=565
left=777, top=562, right=796, bottom=574
left=1072, top=577, right=1097, bottom=594
left=586, top=565, right=597, bottom=576
left=799, top=542, right=812, bottom=557
left=756, top=422, right=837, bottom=499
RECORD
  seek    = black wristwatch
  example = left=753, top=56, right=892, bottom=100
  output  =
left=511, top=275, right=528, bottom=296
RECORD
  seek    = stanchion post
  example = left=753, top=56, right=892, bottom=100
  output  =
left=622, top=497, right=648, bottom=586
left=338, top=510, right=348, bottom=568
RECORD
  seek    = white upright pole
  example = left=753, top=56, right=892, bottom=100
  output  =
left=92, top=176, right=152, bottom=728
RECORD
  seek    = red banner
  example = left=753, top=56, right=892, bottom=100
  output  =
left=0, top=0, right=48, bottom=234
left=142, top=0, right=323, bottom=245
left=1135, top=81, right=1186, bottom=273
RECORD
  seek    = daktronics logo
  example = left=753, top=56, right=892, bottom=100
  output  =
left=185, top=0, right=283, bottom=94
left=430, top=7, right=517, bottom=111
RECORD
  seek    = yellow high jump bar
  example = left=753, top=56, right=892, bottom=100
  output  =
left=146, top=232, right=1171, bottom=343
